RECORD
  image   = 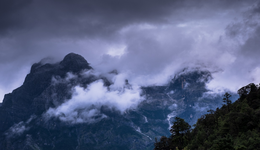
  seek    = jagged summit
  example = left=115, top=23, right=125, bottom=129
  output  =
left=0, top=54, right=226, bottom=150
left=29, top=53, right=92, bottom=75
left=61, top=53, right=86, bottom=63
left=60, top=53, right=92, bottom=72
left=1, top=53, right=93, bottom=124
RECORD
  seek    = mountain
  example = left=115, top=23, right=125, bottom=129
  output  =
left=0, top=53, right=231, bottom=150
left=154, top=83, right=260, bottom=150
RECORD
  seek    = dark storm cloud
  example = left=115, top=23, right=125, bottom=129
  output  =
left=0, top=0, right=179, bottom=38
left=1, top=0, right=255, bottom=38
left=206, top=1, right=260, bottom=92
left=0, top=0, right=31, bottom=35
left=1, top=0, right=260, bottom=101
left=0, top=0, right=187, bottom=68
left=252, top=2, right=260, bottom=13
left=241, top=27, right=260, bottom=58
left=224, top=1, right=260, bottom=61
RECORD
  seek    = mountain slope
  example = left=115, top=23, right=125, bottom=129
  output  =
left=188, top=83, right=260, bottom=150
left=154, top=83, right=260, bottom=150
left=0, top=53, right=229, bottom=150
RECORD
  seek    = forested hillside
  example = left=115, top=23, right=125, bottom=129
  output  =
left=154, top=83, right=260, bottom=150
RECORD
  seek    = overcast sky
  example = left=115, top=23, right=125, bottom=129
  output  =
left=1, top=0, right=260, bottom=101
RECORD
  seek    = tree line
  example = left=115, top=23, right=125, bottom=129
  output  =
left=154, top=83, right=260, bottom=150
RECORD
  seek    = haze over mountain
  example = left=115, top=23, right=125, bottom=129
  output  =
left=0, top=53, right=239, bottom=149
left=1, top=0, right=260, bottom=102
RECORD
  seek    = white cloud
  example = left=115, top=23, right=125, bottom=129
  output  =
left=107, top=44, right=127, bottom=57
left=5, top=115, right=35, bottom=138
left=6, top=122, right=28, bottom=137
left=45, top=78, right=144, bottom=124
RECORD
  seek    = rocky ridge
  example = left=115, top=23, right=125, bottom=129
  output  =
left=0, top=53, right=229, bottom=150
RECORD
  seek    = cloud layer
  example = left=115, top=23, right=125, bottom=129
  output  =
left=45, top=73, right=144, bottom=123
left=1, top=0, right=260, bottom=101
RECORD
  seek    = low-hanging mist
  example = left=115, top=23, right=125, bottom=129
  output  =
left=44, top=72, right=145, bottom=124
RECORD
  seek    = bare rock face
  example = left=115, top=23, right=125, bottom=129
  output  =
left=59, top=53, right=92, bottom=73
left=0, top=53, right=226, bottom=150
left=0, top=53, right=157, bottom=150
left=0, top=53, right=92, bottom=133
left=3, top=53, right=92, bottom=107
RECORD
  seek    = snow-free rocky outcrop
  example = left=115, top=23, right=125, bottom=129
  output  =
left=0, top=53, right=229, bottom=150
left=1, top=53, right=92, bottom=128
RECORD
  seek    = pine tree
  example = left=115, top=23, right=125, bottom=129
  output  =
left=169, top=117, right=191, bottom=149
left=223, top=92, right=232, bottom=112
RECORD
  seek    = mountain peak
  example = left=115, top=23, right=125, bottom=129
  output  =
left=2, top=53, right=93, bottom=118
left=59, top=53, right=92, bottom=73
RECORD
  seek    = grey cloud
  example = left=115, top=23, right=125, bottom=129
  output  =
left=225, top=2, right=260, bottom=66
left=225, top=1, right=260, bottom=40
left=240, top=2, right=260, bottom=58
left=205, top=2, right=260, bottom=93
left=1, top=0, right=260, bottom=101
left=252, top=2, right=260, bottom=13
left=241, top=27, right=260, bottom=59
left=0, top=0, right=31, bottom=35
left=96, top=25, right=194, bottom=77
left=1, top=0, right=256, bottom=38
left=0, top=0, right=179, bottom=38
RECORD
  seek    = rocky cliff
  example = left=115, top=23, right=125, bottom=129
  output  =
left=0, top=53, right=229, bottom=150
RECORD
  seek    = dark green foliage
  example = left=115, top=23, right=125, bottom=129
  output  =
left=170, top=117, right=191, bottom=136
left=210, top=134, right=234, bottom=150
left=154, top=117, right=191, bottom=150
left=155, top=83, right=260, bottom=150
left=154, top=136, right=170, bottom=150
left=223, top=92, right=232, bottom=111
left=169, top=117, right=191, bottom=149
